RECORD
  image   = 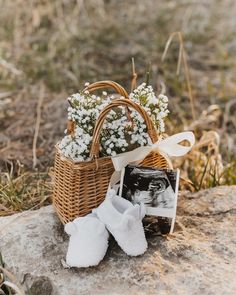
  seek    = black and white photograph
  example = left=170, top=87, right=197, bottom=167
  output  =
left=120, top=165, right=180, bottom=230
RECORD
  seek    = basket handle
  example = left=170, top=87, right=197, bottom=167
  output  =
left=83, top=80, right=129, bottom=99
left=89, top=98, right=158, bottom=158
left=68, top=81, right=130, bottom=136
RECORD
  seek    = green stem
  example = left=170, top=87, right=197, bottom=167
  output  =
left=145, top=62, right=151, bottom=85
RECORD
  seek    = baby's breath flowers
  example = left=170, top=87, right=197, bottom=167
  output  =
left=58, top=82, right=169, bottom=161
left=129, top=82, right=169, bottom=133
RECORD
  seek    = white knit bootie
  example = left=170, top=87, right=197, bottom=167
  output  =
left=65, top=213, right=109, bottom=268
left=95, top=189, right=147, bottom=256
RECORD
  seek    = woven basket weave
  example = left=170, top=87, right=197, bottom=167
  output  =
left=53, top=83, right=172, bottom=224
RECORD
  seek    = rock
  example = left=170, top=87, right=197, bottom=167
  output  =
left=1, top=186, right=236, bottom=295
left=178, top=185, right=236, bottom=216
left=29, top=276, right=54, bottom=295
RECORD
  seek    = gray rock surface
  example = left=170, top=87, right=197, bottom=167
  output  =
left=1, top=186, right=236, bottom=295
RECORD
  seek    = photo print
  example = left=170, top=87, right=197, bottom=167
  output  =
left=119, top=165, right=180, bottom=234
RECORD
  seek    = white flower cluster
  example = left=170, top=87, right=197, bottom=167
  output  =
left=129, top=83, right=169, bottom=133
left=58, top=82, right=169, bottom=161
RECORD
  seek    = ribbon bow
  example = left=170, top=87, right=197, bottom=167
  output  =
left=109, top=131, right=195, bottom=188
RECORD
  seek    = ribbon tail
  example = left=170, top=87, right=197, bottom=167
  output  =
left=155, top=131, right=195, bottom=157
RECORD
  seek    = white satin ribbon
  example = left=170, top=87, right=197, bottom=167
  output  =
left=108, top=131, right=195, bottom=232
left=111, top=131, right=195, bottom=173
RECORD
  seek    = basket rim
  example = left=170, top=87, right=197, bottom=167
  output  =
left=55, top=143, right=173, bottom=169
left=55, top=143, right=111, bottom=165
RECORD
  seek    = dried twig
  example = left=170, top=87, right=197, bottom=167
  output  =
left=160, top=81, right=166, bottom=95
left=131, top=57, right=137, bottom=92
left=0, top=59, right=22, bottom=76
left=0, top=266, right=25, bottom=295
left=162, top=31, right=196, bottom=120
left=0, top=92, right=14, bottom=100
left=32, top=83, right=45, bottom=169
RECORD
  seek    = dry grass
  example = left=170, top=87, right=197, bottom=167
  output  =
left=0, top=0, right=236, bottom=215
left=175, top=131, right=224, bottom=191
left=0, top=163, right=51, bottom=216
left=0, top=253, right=26, bottom=295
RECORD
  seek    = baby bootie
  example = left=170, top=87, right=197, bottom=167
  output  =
left=65, top=213, right=109, bottom=268
left=95, top=189, right=147, bottom=256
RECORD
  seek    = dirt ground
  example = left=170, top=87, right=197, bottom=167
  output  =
left=0, top=0, right=236, bottom=213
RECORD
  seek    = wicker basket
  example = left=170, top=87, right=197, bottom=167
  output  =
left=53, top=86, right=172, bottom=224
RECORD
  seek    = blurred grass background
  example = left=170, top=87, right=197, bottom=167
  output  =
left=0, top=0, right=236, bottom=215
